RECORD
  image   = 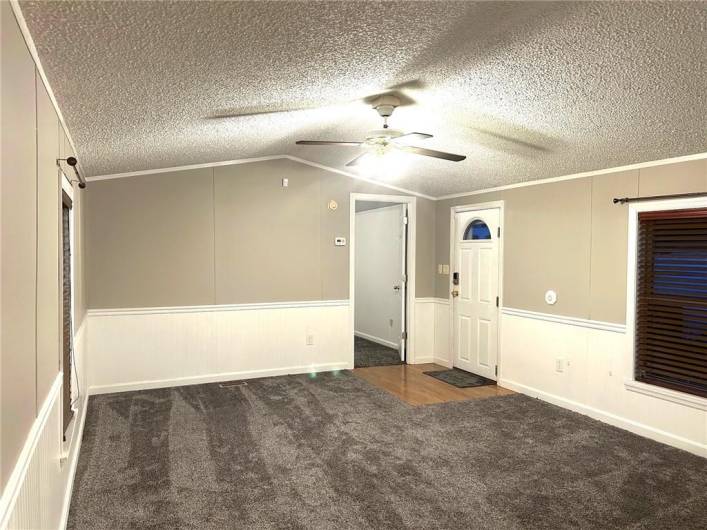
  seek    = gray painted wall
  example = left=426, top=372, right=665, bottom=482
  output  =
left=1, top=2, right=38, bottom=487
left=1, top=2, right=85, bottom=489
left=85, top=155, right=706, bottom=321
left=434, top=159, right=707, bottom=323
left=85, top=158, right=436, bottom=308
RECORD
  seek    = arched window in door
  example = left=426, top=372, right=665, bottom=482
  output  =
left=463, top=219, right=491, bottom=240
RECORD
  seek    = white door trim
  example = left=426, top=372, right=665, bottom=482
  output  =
left=448, top=201, right=505, bottom=374
left=350, top=193, right=417, bottom=364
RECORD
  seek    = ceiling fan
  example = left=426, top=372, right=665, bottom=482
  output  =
left=295, top=95, right=466, bottom=166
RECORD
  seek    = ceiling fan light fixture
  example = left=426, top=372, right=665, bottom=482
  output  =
left=367, top=141, right=393, bottom=157
left=295, top=92, right=466, bottom=165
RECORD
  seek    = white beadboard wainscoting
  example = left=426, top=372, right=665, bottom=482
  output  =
left=432, top=304, right=705, bottom=456
left=86, top=300, right=352, bottom=394
left=1, top=323, right=88, bottom=530
left=412, top=298, right=450, bottom=365
left=434, top=305, right=704, bottom=456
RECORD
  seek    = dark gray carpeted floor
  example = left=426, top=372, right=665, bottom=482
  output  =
left=354, top=336, right=403, bottom=367
left=68, top=372, right=707, bottom=529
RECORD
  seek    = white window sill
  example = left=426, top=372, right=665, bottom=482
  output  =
left=624, top=380, right=707, bottom=411
left=60, top=404, right=80, bottom=465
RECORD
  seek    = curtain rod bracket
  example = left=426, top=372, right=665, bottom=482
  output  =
left=57, top=156, right=86, bottom=189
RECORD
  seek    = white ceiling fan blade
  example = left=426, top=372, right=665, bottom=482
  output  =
left=398, top=145, right=466, bottom=162
left=296, top=141, right=363, bottom=146
left=391, top=132, right=433, bottom=145
left=346, top=153, right=374, bottom=167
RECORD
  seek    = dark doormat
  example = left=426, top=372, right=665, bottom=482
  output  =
left=423, top=368, right=496, bottom=388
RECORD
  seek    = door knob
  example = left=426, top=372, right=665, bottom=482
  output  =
left=393, top=285, right=401, bottom=291
left=451, top=290, right=459, bottom=297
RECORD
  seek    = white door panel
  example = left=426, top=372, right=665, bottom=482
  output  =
left=452, top=208, right=500, bottom=379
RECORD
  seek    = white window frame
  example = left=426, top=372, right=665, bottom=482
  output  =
left=624, top=195, right=707, bottom=410
left=462, top=217, right=493, bottom=240
left=60, top=174, right=80, bottom=454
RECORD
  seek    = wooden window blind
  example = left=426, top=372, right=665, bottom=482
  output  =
left=635, top=208, right=707, bottom=398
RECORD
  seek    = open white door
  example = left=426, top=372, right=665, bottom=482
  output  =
left=399, top=204, right=408, bottom=361
left=354, top=203, right=407, bottom=359
left=452, top=208, right=500, bottom=379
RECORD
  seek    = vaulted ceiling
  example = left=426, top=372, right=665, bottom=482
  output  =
left=20, top=1, right=707, bottom=197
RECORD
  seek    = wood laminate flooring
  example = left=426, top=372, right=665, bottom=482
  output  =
left=353, top=363, right=514, bottom=406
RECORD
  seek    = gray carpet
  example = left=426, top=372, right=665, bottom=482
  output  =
left=68, top=372, right=707, bottom=529
left=354, top=336, right=402, bottom=367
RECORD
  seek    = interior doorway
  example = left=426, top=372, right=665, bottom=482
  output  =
left=350, top=194, right=415, bottom=368
left=450, top=203, right=503, bottom=380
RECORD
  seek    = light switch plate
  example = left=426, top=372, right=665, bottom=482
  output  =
left=442, top=264, right=450, bottom=275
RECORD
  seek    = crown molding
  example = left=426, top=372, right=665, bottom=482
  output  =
left=85, top=155, right=287, bottom=181
left=86, top=154, right=436, bottom=200
left=436, top=152, right=707, bottom=201
left=86, top=150, right=707, bottom=202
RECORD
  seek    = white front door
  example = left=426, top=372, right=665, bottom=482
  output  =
left=452, top=208, right=500, bottom=379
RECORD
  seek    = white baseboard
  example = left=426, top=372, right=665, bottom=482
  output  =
left=434, top=357, right=452, bottom=368
left=59, top=393, right=89, bottom=530
left=408, top=356, right=449, bottom=367
left=88, top=362, right=352, bottom=395
left=409, top=355, right=434, bottom=364
left=354, top=331, right=399, bottom=350
left=499, top=378, right=706, bottom=458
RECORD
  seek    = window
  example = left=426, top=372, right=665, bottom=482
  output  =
left=62, top=190, right=75, bottom=434
left=463, top=219, right=491, bottom=240
left=635, top=208, right=707, bottom=398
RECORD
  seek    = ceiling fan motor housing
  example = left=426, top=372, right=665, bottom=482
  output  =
left=372, top=95, right=400, bottom=118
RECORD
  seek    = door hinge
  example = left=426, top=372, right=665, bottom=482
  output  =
left=401, top=331, right=408, bottom=340
left=495, top=365, right=498, bottom=376
left=497, top=226, right=501, bottom=237
left=496, top=296, right=499, bottom=307
left=401, top=274, right=407, bottom=284
left=403, top=216, right=409, bottom=225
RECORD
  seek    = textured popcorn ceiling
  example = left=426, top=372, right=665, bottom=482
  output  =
left=20, top=1, right=707, bottom=197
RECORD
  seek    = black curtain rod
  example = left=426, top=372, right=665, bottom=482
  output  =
left=613, top=191, right=707, bottom=205
left=57, top=156, right=86, bottom=189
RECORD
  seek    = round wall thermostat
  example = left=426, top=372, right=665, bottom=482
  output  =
left=545, top=290, right=558, bottom=305
left=328, top=200, right=338, bottom=211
